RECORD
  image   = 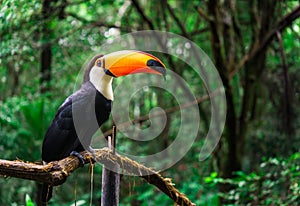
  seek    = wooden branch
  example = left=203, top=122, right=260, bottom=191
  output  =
left=131, top=0, right=155, bottom=30
left=165, top=2, right=190, bottom=38
left=195, top=6, right=213, bottom=22
left=229, top=5, right=300, bottom=78
left=190, top=27, right=210, bottom=36
left=0, top=150, right=94, bottom=186
left=102, top=89, right=221, bottom=138
left=0, top=148, right=195, bottom=206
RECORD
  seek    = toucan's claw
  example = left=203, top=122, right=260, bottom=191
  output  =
left=70, top=151, right=85, bottom=167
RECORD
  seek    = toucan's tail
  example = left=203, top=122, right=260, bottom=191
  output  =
left=41, top=183, right=53, bottom=204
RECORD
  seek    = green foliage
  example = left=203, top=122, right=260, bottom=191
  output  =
left=206, top=153, right=300, bottom=205
left=25, top=194, right=34, bottom=206
left=0, top=0, right=300, bottom=205
left=0, top=95, right=58, bottom=161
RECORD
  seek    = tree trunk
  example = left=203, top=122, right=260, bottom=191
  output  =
left=40, top=0, right=55, bottom=93
left=206, top=0, right=279, bottom=201
left=40, top=0, right=66, bottom=93
left=37, top=1, right=66, bottom=204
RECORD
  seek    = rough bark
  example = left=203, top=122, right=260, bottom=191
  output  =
left=0, top=148, right=195, bottom=206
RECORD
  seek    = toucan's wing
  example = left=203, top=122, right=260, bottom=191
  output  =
left=41, top=82, right=100, bottom=162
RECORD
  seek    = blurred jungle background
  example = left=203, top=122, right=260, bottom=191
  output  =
left=1, top=0, right=300, bottom=205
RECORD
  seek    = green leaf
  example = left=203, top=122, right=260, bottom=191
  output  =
left=25, top=194, right=34, bottom=206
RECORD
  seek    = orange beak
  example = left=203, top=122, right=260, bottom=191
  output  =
left=103, top=50, right=166, bottom=79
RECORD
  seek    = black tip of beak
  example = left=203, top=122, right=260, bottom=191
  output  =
left=147, top=59, right=166, bottom=80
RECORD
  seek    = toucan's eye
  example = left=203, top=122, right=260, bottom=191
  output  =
left=96, top=59, right=102, bottom=67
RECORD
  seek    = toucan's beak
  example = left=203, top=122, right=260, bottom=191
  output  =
left=103, top=50, right=166, bottom=79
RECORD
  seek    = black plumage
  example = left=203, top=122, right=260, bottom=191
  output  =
left=41, top=55, right=112, bottom=203
left=42, top=82, right=112, bottom=162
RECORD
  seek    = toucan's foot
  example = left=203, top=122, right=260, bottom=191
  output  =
left=70, top=151, right=85, bottom=167
left=87, top=146, right=97, bottom=161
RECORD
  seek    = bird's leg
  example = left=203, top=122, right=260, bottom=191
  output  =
left=70, top=151, right=85, bottom=167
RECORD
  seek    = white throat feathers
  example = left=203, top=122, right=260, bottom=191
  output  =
left=89, top=66, right=114, bottom=101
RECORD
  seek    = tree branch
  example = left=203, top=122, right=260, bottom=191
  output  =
left=165, top=1, right=190, bottom=38
left=195, top=6, right=213, bottom=22
left=102, top=89, right=221, bottom=138
left=131, top=0, right=155, bottom=30
left=0, top=148, right=195, bottom=206
left=229, top=5, right=300, bottom=78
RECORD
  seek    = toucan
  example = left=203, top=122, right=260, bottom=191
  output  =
left=41, top=50, right=166, bottom=203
